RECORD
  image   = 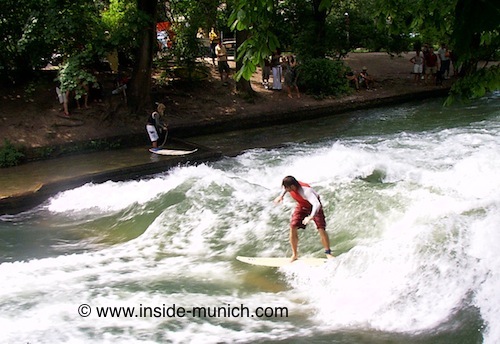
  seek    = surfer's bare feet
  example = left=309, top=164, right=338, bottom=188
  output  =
left=290, top=255, right=298, bottom=262
left=326, top=254, right=334, bottom=259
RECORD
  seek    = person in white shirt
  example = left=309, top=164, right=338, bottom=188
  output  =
left=215, top=41, right=230, bottom=84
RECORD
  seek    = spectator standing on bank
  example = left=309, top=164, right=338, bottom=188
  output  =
left=422, top=43, right=430, bottom=76
left=271, top=50, right=282, bottom=90
left=215, top=40, right=230, bottom=85
left=284, top=55, right=300, bottom=98
left=410, top=50, right=424, bottom=84
left=438, top=43, right=451, bottom=79
left=424, top=46, right=438, bottom=84
left=262, top=57, right=271, bottom=89
left=209, top=28, right=218, bottom=66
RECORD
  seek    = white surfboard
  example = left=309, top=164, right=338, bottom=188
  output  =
left=149, top=148, right=198, bottom=156
left=236, top=256, right=329, bottom=267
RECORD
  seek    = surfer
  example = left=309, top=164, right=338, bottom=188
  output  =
left=146, top=103, right=168, bottom=150
left=274, top=176, right=333, bottom=262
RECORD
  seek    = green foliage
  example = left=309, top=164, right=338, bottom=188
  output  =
left=56, top=55, right=97, bottom=99
left=452, top=0, right=499, bottom=61
left=445, top=65, right=500, bottom=106
left=0, top=0, right=139, bottom=84
left=386, top=33, right=413, bottom=56
left=234, top=32, right=280, bottom=81
left=0, top=0, right=108, bottom=85
left=165, top=0, right=221, bottom=74
left=23, top=82, right=37, bottom=100
left=101, top=0, right=147, bottom=54
left=229, top=0, right=280, bottom=81
left=322, top=6, right=413, bottom=58
left=372, top=0, right=500, bottom=103
left=229, top=0, right=415, bottom=81
left=156, top=58, right=210, bottom=84
left=282, top=0, right=332, bottom=59
left=143, top=0, right=218, bottom=92
left=0, top=140, right=25, bottom=168
left=297, top=58, right=351, bottom=97
left=0, top=0, right=50, bottom=81
left=170, top=64, right=210, bottom=82
left=45, top=0, right=103, bottom=55
left=86, top=139, right=121, bottom=151
left=1, top=0, right=497, bottom=105
left=167, top=0, right=220, bottom=33
left=169, top=23, right=205, bottom=68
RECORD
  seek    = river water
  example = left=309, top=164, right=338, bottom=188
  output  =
left=1, top=94, right=499, bottom=343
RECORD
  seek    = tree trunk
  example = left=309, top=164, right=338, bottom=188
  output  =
left=311, top=0, right=328, bottom=58
left=235, top=29, right=255, bottom=97
left=129, top=0, right=157, bottom=114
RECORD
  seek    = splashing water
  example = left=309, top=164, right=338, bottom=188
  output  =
left=1, top=96, right=499, bottom=343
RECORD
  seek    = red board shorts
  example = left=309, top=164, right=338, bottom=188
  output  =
left=291, top=204, right=326, bottom=229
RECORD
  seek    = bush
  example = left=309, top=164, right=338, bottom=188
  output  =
left=0, top=139, right=25, bottom=167
left=297, top=58, right=351, bottom=97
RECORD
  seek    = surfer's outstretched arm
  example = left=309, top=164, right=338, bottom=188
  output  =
left=274, top=188, right=287, bottom=204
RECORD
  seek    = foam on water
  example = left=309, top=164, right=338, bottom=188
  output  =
left=46, top=171, right=191, bottom=214
left=280, top=118, right=500, bottom=341
left=1, top=100, right=499, bottom=343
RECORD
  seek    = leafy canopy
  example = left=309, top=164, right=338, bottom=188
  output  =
left=228, top=0, right=280, bottom=81
left=373, top=0, right=500, bottom=102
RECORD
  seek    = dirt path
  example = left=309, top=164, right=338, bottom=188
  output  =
left=0, top=52, right=446, bottom=151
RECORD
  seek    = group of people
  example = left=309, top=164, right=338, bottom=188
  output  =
left=346, top=66, right=374, bottom=91
left=262, top=50, right=301, bottom=98
left=211, top=38, right=301, bottom=98
left=57, top=76, right=105, bottom=117
left=210, top=30, right=301, bottom=97
left=409, top=43, right=455, bottom=85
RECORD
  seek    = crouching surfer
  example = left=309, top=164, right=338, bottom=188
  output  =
left=274, top=176, right=334, bottom=262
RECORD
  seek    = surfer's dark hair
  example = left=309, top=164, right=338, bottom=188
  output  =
left=282, top=176, right=300, bottom=188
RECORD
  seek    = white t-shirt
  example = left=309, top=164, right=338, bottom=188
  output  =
left=215, top=44, right=227, bottom=62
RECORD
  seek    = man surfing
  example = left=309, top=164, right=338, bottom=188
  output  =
left=274, top=176, right=334, bottom=262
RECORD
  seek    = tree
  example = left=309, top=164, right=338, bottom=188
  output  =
left=445, top=0, right=500, bottom=103
left=228, top=0, right=280, bottom=83
left=164, top=0, right=219, bottom=81
left=0, top=0, right=102, bottom=83
left=233, top=29, right=255, bottom=95
left=372, top=0, right=500, bottom=103
left=127, top=0, right=158, bottom=113
left=226, top=0, right=280, bottom=96
left=101, top=0, right=146, bottom=61
left=0, top=0, right=47, bottom=82
left=307, top=0, right=333, bottom=58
